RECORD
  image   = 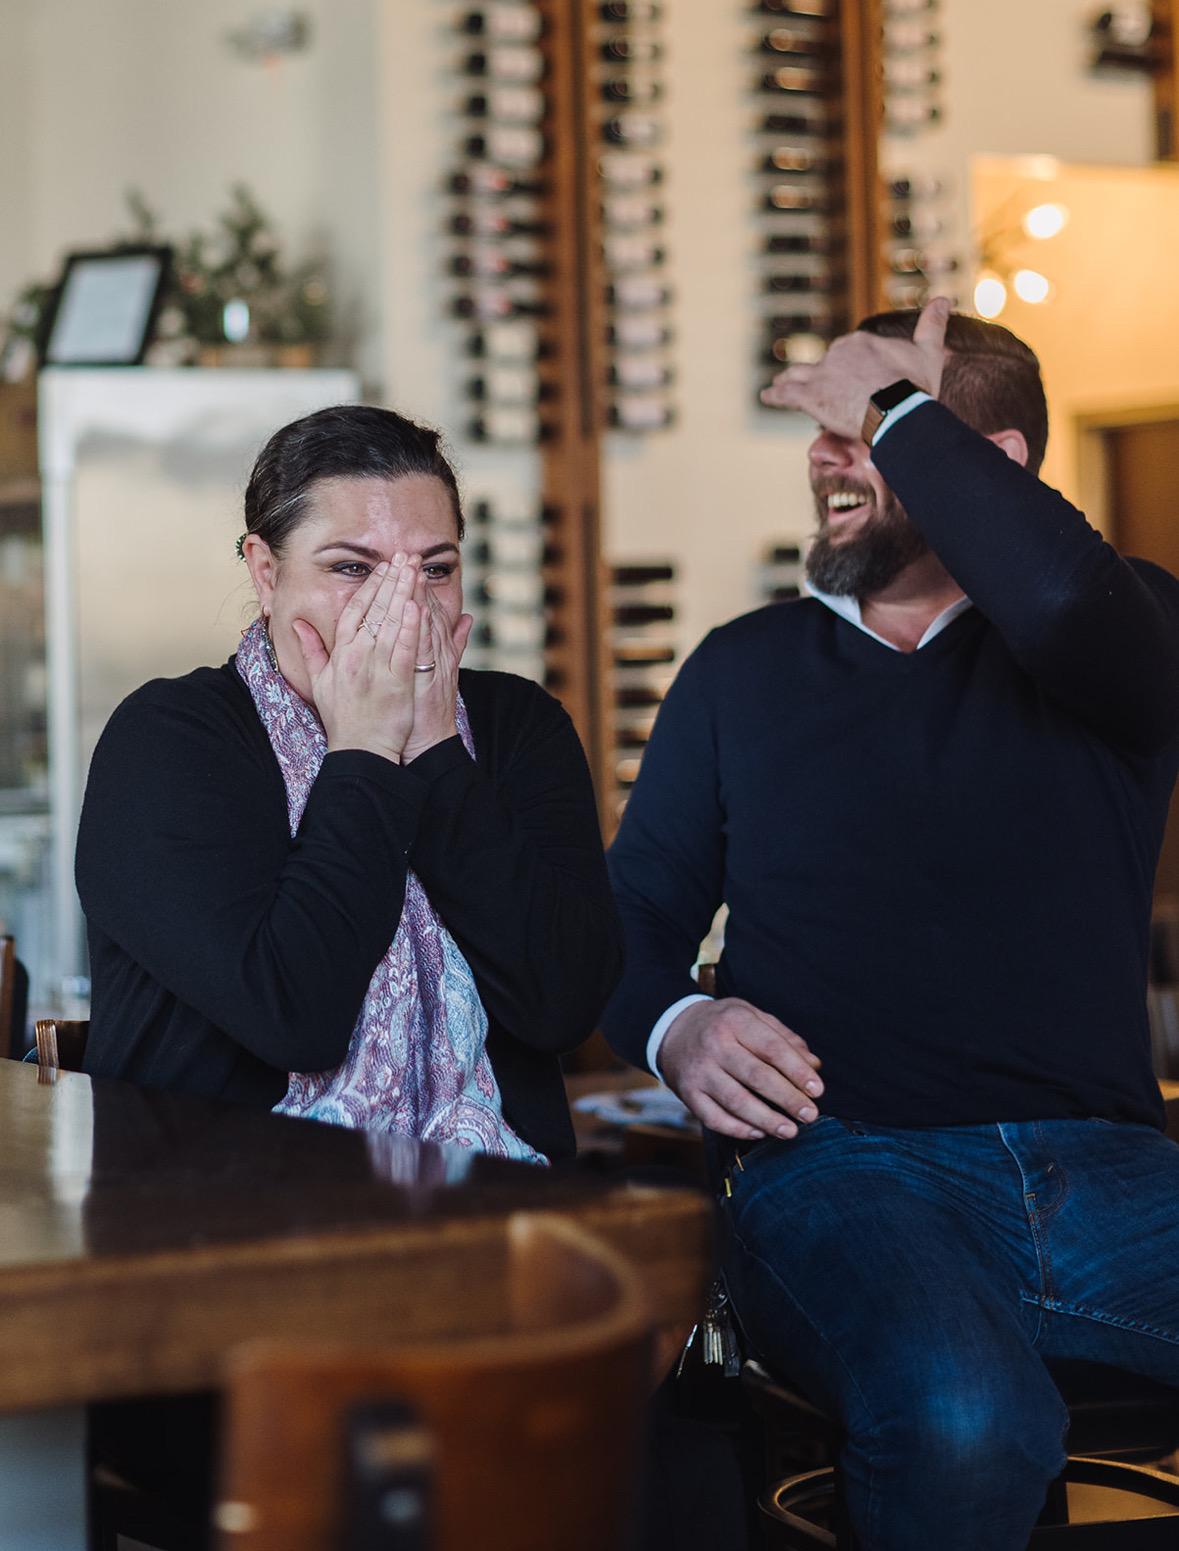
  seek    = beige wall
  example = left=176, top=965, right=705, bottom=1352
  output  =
left=0, top=0, right=385, bottom=383
left=972, top=157, right=1179, bottom=527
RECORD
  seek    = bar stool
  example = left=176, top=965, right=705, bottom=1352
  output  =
left=743, top=1357, right=1179, bottom=1548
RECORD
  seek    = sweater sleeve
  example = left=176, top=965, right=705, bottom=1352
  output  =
left=402, top=677, right=622, bottom=1056
left=76, top=679, right=429, bottom=1072
left=600, top=642, right=726, bottom=1070
left=873, top=399, right=1179, bottom=756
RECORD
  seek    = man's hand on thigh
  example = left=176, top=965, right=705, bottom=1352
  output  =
left=660, top=998, right=824, bottom=1140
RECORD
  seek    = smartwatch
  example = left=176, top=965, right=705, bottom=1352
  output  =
left=860, top=378, right=925, bottom=446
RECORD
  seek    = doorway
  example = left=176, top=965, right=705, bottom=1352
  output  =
left=1104, top=417, right=1179, bottom=903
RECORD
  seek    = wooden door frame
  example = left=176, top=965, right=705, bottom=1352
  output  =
left=1073, top=398, right=1179, bottom=541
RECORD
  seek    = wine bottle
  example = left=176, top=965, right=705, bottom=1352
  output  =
left=462, top=9, right=543, bottom=43
left=764, top=145, right=832, bottom=173
left=607, top=314, right=672, bottom=349
left=887, top=174, right=945, bottom=200
left=474, top=573, right=557, bottom=609
left=449, top=166, right=544, bottom=197
left=764, top=183, right=831, bottom=212
left=765, top=544, right=802, bottom=563
left=598, top=152, right=664, bottom=187
left=613, top=722, right=654, bottom=750
left=451, top=210, right=550, bottom=239
left=764, top=231, right=835, bottom=255
left=604, top=234, right=666, bottom=269
left=601, top=114, right=662, bottom=148
left=464, top=85, right=545, bottom=122
left=610, top=357, right=674, bottom=390
left=453, top=292, right=549, bottom=321
left=759, top=0, right=834, bottom=15
left=889, top=210, right=945, bottom=238
left=615, top=755, right=644, bottom=787
left=602, top=193, right=665, bottom=228
left=467, top=319, right=544, bottom=360
left=600, top=1, right=661, bottom=20
left=612, top=562, right=675, bottom=584
left=885, top=20, right=940, bottom=50
left=450, top=253, right=550, bottom=280
left=767, top=329, right=829, bottom=366
left=607, top=276, right=672, bottom=309
left=761, top=65, right=828, bottom=93
left=884, top=58, right=941, bottom=89
left=888, top=246, right=958, bottom=275
left=760, top=29, right=833, bottom=55
left=463, top=47, right=545, bottom=82
left=885, top=98, right=942, bottom=131
left=610, top=398, right=675, bottom=432
left=761, top=111, right=831, bottom=135
left=600, top=36, right=662, bottom=63
left=768, top=304, right=834, bottom=328
left=601, top=77, right=664, bottom=105
left=615, top=683, right=666, bottom=707
left=465, top=127, right=545, bottom=166
left=469, top=406, right=550, bottom=442
left=468, top=368, right=557, bottom=402
left=764, top=271, right=841, bottom=295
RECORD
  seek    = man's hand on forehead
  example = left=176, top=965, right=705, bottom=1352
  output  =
left=760, top=296, right=951, bottom=438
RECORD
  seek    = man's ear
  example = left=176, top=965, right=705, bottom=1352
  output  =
left=985, top=428, right=1029, bottom=468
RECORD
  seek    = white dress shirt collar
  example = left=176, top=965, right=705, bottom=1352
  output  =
left=805, top=584, right=973, bottom=651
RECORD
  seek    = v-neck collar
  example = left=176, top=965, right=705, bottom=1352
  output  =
left=806, top=584, right=974, bottom=652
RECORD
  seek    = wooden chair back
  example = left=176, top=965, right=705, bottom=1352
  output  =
left=0, top=936, right=16, bottom=1060
left=33, top=1017, right=89, bottom=1073
left=215, top=1213, right=654, bottom=1551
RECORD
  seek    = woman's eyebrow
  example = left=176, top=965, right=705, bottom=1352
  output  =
left=312, top=541, right=460, bottom=560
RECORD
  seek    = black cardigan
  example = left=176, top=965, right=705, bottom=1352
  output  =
left=77, top=663, right=621, bottom=1160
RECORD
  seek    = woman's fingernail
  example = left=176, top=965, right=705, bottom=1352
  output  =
left=393, top=551, right=406, bottom=566
left=375, top=561, right=389, bottom=574
left=806, top=1079, right=823, bottom=1096
left=799, top=1105, right=818, bottom=1123
left=777, top=1123, right=797, bottom=1139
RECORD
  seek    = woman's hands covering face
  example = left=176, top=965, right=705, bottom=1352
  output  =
left=290, top=553, right=422, bottom=761
left=400, top=571, right=475, bottom=764
left=290, top=554, right=473, bottom=764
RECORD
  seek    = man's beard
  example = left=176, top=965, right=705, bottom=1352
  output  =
left=804, top=477, right=930, bottom=597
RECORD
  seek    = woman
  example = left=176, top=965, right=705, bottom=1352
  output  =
left=77, top=403, right=620, bottom=1164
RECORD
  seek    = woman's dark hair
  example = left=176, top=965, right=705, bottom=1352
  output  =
left=857, top=309, right=1049, bottom=474
left=240, top=404, right=465, bottom=556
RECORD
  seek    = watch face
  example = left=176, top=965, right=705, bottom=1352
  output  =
left=871, top=378, right=921, bottom=415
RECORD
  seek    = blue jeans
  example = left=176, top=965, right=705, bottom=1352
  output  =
left=720, top=1115, right=1179, bottom=1551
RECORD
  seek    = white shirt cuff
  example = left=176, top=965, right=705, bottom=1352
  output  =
left=646, top=993, right=711, bottom=1078
left=870, top=389, right=933, bottom=447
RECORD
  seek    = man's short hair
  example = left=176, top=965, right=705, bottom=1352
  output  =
left=857, top=310, right=1049, bottom=474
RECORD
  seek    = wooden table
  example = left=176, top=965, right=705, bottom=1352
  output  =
left=0, top=1061, right=711, bottom=1414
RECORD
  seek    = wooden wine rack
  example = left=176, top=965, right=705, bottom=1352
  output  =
left=533, top=0, right=616, bottom=831
left=1153, top=0, right=1179, bottom=160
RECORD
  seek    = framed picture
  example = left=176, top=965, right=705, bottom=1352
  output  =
left=38, top=246, right=173, bottom=367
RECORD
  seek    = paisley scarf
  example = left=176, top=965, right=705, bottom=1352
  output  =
left=236, top=618, right=543, bottom=1163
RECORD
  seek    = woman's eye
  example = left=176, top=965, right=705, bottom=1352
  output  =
left=423, top=563, right=456, bottom=582
left=331, top=562, right=370, bottom=579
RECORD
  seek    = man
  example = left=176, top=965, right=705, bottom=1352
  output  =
left=603, top=300, right=1179, bottom=1550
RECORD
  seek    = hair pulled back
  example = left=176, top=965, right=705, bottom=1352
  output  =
left=240, top=404, right=465, bottom=556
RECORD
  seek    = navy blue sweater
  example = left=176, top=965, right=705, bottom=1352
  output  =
left=603, top=401, right=1179, bottom=1129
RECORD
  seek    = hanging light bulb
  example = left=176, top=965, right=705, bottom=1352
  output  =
left=973, top=273, right=1007, bottom=320
left=1022, top=203, right=1068, bottom=240
left=1012, top=268, right=1051, bottom=304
